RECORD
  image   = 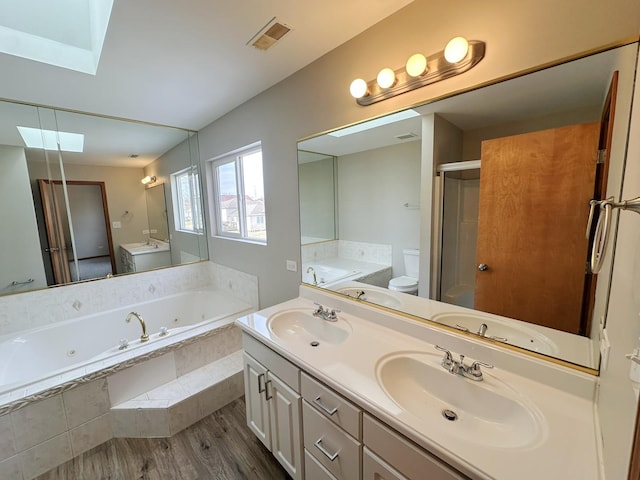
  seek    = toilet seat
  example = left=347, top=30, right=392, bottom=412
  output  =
left=388, top=275, right=418, bottom=293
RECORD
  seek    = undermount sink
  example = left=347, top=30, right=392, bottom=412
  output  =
left=267, top=309, right=352, bottom=346
left=376, top=352, right=546, bottom=449
left=336, top=287, right=403, bottom=309
left=431, top=312, right=558, bottom=355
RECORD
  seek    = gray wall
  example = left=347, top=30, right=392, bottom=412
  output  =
left=337, top=141, right=421, bottom=276
left=299, top=157, right=336, bottom=242
left=0, top=145, right=47, bottom=292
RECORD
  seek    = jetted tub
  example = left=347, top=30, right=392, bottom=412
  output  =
left=0, top=289, right=253, bottom=401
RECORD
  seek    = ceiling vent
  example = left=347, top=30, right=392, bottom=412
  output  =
left=248, top=17, right=292, bottom=51
left=395, top=132, right=419, bottom=140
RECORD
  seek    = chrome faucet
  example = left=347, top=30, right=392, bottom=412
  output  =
left=126, top=311, right=149, bottom=342
left=355, top=290, right=366, bottom=300
left=306, top=266, right=317, bottom=285
left=312, top=303, right=340, bottom=322
left=435, top=345, right=493, bottom=381
left=477, top=323, right=488, bottom=336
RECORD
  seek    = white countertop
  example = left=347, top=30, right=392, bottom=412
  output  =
left=121, top=240, right=170, bottom=255
left=235, top=289, right=600, bottom=480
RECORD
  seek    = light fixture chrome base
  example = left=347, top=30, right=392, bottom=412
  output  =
left=356, top=40, right=485, bottom=106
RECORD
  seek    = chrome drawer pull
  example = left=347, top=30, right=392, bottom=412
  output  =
left=314, top=438, right=339, bottom=461
left=313, top=396, right=338, bottom=416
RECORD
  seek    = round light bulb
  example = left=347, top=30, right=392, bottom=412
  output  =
left=376, top=68, right=396, bottom=89
left=405, top=53, right=428, bottom=77
left=349, top=78, right=368, bottom=99
left=444, top=36, right=470, bottom=64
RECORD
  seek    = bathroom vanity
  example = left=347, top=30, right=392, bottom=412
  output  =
left=120, top=241, right=171, bottom=273
left=235, top=286, right=600, bottom=480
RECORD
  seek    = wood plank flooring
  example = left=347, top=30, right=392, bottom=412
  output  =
left=36, top=397, right=290, bottom=480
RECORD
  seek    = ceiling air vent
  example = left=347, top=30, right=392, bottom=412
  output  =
left=248, top=18, right=292, bottom=51
left=395, top=132, right=419, bottom=140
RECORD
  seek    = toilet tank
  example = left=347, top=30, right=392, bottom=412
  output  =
left=403, top=248, right=420, bottom=278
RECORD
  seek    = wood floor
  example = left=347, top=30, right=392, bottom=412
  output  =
left=36, top=397, right=290, bottom=480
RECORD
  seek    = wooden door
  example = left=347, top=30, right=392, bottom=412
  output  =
left=474, top=122, right=599, bottom=334
left=38, top=179, right=72, bottom=284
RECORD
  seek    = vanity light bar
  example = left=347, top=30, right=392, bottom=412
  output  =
left=350, top=39, right=485, bottom=106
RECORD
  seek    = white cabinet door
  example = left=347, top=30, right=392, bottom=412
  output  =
left=268, top=372, right=303, bottom=480
left=243, top=352, right=271, bottom=449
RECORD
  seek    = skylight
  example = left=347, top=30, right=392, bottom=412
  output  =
left=328, top=109, right=420, bottom=137
left=17, top=126, right=85, bottom=152
left=0, top=0, right=113, bottom=75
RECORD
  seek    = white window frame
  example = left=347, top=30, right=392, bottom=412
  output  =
left=170, top=166, right=204, bottom=235
left=208, top=141, right=267, bottom=244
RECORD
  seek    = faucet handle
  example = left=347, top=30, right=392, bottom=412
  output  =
left=468, top=360, right=494, bottom=380
left=435, top=345, right=453, bottom=365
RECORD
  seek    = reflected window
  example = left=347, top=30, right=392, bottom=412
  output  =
left=209, top=143, right=267, bottom=243
left=171, top=166, right=204, bottom=234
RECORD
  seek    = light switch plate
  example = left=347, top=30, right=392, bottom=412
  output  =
left=286, top=260, right=297, bottom=272
left=112, top=221, right=121, bottom=228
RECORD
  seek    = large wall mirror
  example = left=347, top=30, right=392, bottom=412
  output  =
left=0, top=99, right=207, bottom=297
left=298, top=42, right=639, bottom=371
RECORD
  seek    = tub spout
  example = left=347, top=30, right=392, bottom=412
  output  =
left=126, top=311, right=149, bottom=342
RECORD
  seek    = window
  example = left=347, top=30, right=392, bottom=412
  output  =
left=209, top=143, right=267, bottom=243
left=171, top=166, right=204, bottom=234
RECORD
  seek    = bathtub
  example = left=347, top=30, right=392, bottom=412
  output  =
left=0, top=289, right=253, bottom=406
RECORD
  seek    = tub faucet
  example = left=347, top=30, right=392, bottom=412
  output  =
left=126, top=311, right=149, bottom=342
left=477, top=323, right=488, bottom=336
left=306, top=266, right=317, bottom=285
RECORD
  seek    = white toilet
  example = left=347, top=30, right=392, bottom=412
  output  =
left=388, top=248, right=420, bottom=295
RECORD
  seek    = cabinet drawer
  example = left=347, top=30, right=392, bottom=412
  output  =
left=242, top=333, right=300, bottom=391
left=363, top=414, right=468, bottom=480
left=305, top=449, right=338, bottom=480
left=301, top=372, right=361, bottom=439
left=303, top=401, right=361, bottom=480
left=363, top=447, right=407, bottom=480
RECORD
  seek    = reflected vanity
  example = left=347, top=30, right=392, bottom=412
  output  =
left=0, top=100, right=208, bottom=296
left=297, top=42, right=640, bottom=371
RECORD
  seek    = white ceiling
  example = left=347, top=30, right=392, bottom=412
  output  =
left=0, top=0, right=414, bottom=131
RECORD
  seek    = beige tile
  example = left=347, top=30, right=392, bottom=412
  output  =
left=107, top=353, right=176, bottom=405
left=20, top=433, right=72, bottom=480
left=169, top=396, right=200, bottom=436
left=0, top=455, right=22, bottom=480
left=110, top=409, right=138, bottom=438
left=136, top=408, right=170, bottom=438
left=69, top=413, right=112, bottom=457
left=0, top=413, right=16, bottom=462
left=63, top=379, right=111, bottom=429
left=145, top=381, right=190, bottom=402
left=198, top=372, right=244, bottom=418
left=11, top=396, right=67, bottom=451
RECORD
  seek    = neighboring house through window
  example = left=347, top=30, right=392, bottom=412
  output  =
left=208, top=142, right=267, bottom=243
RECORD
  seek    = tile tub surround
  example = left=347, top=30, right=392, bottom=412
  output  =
left=301, top=239, right=392, bottom=265
left=0, top=260, right=259, bottom=338
left=0, top=322, right=245, bottom=480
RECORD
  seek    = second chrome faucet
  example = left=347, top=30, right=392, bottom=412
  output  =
left=435, top=345, right=493, bottom=381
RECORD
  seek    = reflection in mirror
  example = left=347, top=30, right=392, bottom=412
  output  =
left=298, top=43, right=639, bottom=370
left=298, top=151, right=337, bottom=245
left=145, top=184, right=169, bottom=242
left=0, top=99, right=208, bottom=297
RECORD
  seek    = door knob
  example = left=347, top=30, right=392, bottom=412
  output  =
left=477, top=263, right=489, bottom=271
